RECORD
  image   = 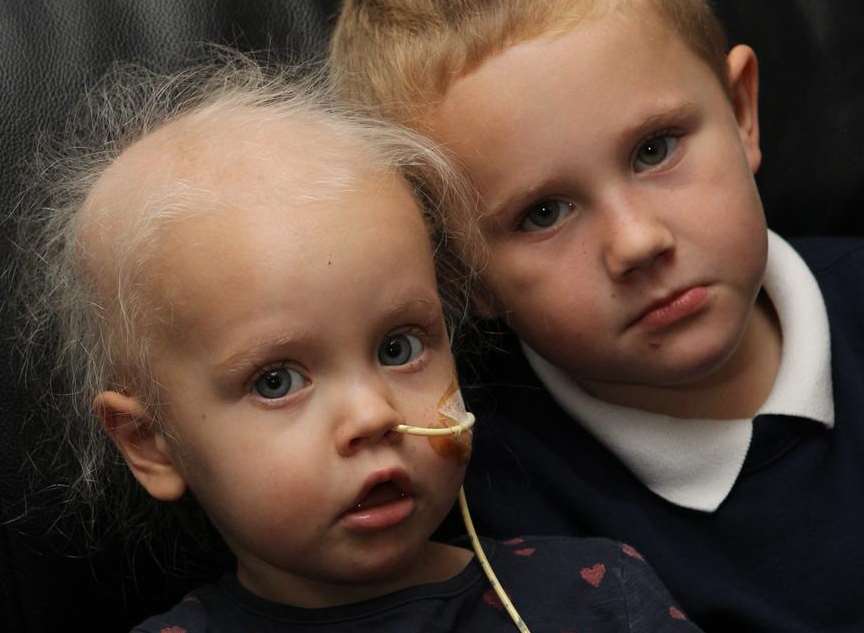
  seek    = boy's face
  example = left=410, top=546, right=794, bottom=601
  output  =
left=134, top=128, right=466, bottom=604
left=425, top=9, right=767, bottom=391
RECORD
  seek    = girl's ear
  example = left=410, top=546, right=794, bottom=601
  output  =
left=94, top=390, right=187, bottom=501
left=726, top=44, right=761, bottom=174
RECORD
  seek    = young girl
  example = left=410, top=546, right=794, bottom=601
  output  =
left=16, top=57, right=700, bottom=632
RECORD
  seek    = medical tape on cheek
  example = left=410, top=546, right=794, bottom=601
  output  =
left=394, top=379, right=474, bottom=462
left=393, top=384, right=532, bottom=633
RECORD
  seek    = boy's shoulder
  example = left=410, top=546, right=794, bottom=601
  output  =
left=788, top=235, right=864, bottom=274
left=789, top=237, right=864, bottom=318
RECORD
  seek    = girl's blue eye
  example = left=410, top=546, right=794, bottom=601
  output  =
left=634, top=135, right=679, bottom=172
left=378, top=333, right=424, bottom=366
left=519, top=199, right=575, bottom=232
left=253, top=367, right=306, bottom=399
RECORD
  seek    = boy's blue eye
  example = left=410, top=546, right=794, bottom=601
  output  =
left=518, top=199, right=575, bottom=232
left=634, top=135, right=679, bottom=172
left=253, top=367, right=306, bottom=399
left=378, top=333, right=424, bottom=366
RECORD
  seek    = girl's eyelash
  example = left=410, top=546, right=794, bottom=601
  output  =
left=394, top=326, right=434, bottom=351
left=247, top=361, right=304, bottom=392
left=385, top=325, right=439, bottom=368
left=398, top=315, right=445, bottom=343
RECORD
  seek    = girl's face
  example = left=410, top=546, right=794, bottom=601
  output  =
left=145, top=164, right=467, bottom=606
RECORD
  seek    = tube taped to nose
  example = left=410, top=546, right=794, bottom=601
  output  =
left=394, top=377, right=474, bottom=463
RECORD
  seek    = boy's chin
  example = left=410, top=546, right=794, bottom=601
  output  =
left=573, top=338, right=743, bottom=394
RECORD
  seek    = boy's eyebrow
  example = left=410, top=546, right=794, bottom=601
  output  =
left=621, top=101, right=698, bottom=146
left=483, top=101, right=699, bottom=220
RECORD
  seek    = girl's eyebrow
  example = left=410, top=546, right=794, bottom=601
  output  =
left=381, top=296, right=439, bottom=320
left=213, top=297, right=440, bottom=381
left=215, top=330, right=312, bottom=380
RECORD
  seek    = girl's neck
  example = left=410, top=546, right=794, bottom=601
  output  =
left=236, top=540, right=474, bottom=609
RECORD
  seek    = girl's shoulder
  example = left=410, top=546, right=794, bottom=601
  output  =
left=129, top=588, right=211, bottom=633
left=488, top=536, right=703, bottom=632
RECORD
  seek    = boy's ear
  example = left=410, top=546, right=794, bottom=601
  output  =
left=726, top=44, right=761, bottom=174
left=94, top=390, right=187, bottom=501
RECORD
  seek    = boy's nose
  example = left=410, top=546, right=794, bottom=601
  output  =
left=334, top=377, right=403, bottom=457
left=603, top=207, right=675, bottom=280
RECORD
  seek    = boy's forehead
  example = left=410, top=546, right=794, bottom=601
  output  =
left=424, top=4, right=717, bottom=213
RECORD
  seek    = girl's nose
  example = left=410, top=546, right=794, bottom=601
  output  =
left=334, top=377, right=404, bottom=457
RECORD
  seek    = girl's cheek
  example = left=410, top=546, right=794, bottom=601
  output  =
left=427, top=376, right=473, bottom=464
left=427, top=431, right=472, bottom=464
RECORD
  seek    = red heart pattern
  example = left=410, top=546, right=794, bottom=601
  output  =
left=580, top=563, right=606, bottom=588
left=621, top=543, right=644, bottom=561
left=669, top=606, right=687, bottom=620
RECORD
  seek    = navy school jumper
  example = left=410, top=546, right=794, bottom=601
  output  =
left=449, top=238, right=864, bottom=633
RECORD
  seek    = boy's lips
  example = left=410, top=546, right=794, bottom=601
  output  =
left=340, top=468, right=415, bottom=532
left=629, top=286, right=710, bottom=331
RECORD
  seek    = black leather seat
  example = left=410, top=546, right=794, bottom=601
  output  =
left=0, top=3, right=339, bottom=632
left=2, top=2, right=863, bottom=632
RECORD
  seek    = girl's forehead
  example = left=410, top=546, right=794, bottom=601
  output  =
left=144, top=170, right=435, bottom=359
left=82, top=108, right=429, bottom=342
left=84, top=109, right=384, bottom=258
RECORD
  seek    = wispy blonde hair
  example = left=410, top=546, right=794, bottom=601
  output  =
left=12, top=52, right=480, bottom=551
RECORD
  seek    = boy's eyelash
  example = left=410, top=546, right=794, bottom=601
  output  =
left=633, top=127, right=684, bottom=152
left=638, top=127, right=670, bottom=145
left=633, top=128, right=682, bottom=155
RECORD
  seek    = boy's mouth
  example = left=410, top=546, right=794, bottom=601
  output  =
left=630, top=286, right=710, bottom=331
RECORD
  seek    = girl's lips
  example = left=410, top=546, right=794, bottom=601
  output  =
left=340, top=468, right=415, bottom=532
left=632, top=286, right=710, bottom=331
left=340, top=495, right=415, bottom=532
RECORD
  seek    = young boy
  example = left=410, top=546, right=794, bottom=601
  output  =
left=329, top=1, right=864, bottom=631
left=16, top=59, right=702, bottom=632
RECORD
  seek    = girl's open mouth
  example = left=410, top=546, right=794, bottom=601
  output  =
left=341, top=470, right=415, bottom=532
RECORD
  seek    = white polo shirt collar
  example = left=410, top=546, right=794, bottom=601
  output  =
left=523, top=231, right=833, bottom=512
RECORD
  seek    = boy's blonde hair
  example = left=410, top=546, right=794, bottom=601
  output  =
left=13, top=53, right=479, bottom=550
left=330, top=0, right=729, bottom=126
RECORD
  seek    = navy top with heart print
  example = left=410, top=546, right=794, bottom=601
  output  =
left=131, top=536, right=700, bottom=633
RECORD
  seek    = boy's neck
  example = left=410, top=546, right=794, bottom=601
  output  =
left=582, top=292, right=782, bottom=420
